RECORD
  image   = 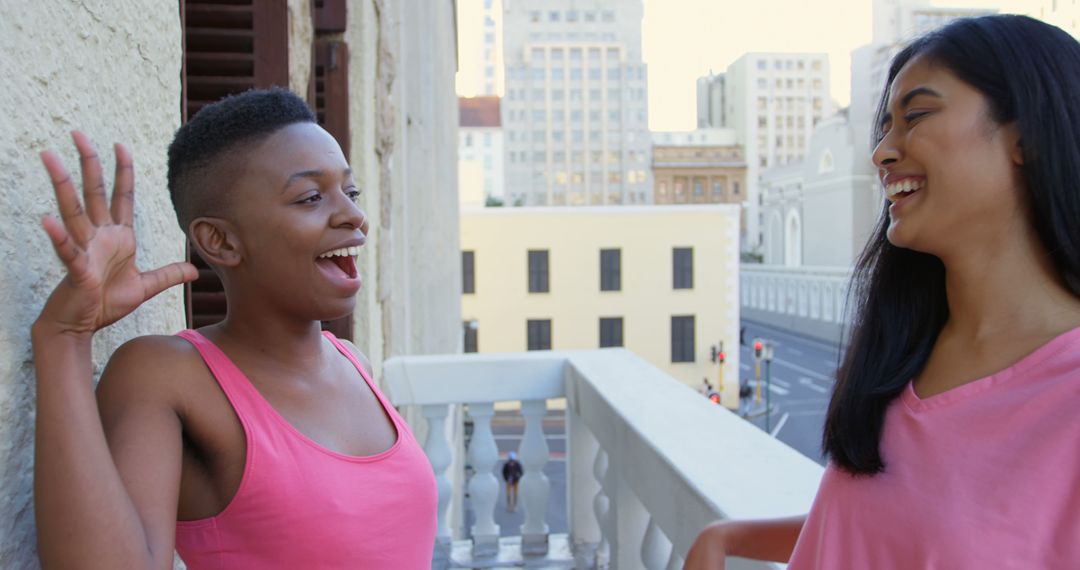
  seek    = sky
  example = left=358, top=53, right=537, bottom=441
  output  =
left=458, top=0, right=1041, bottom=132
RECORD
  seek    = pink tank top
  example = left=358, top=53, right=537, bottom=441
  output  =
left=174, top=330, right=437, bottom=569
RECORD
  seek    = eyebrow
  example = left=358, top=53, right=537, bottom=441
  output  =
left=879, top=86, right=943, bottom=129
left=282, top=168, right=353, bottom=191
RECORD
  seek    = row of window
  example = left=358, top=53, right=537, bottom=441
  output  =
left=657, top=179, right=740, bottom=196
left=461, top=248, right=694, bottom=294
left=755, top=58, right=824, bottom=72
left=463, top=316, right=698, bottom=363
left=503, top=88, right=648, bottom=104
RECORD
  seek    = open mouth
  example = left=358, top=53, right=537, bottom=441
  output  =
left=885, top=178, right=925, bottom=203
left=317, top=246, right=359, bottom=279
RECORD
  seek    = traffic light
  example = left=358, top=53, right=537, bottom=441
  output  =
left=718, top=350, right=726, bottom=364
left=708, top=391, right=721, bottom=404
left=710, top=345, right=718, bottom=363
left=753, top=340, right=763, bottom=360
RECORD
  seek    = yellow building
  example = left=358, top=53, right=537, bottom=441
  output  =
left=460, top=205, right=742, bottom=405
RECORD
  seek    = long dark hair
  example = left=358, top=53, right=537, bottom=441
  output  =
left=823, top=15, right=1080, bottom=475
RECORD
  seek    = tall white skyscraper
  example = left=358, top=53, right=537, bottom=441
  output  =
left=705, top=53, right=833, bottom=251
left=501, top=0, right=651, bottom=206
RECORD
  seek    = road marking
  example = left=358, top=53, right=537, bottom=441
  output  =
left=739, top=363, right=750, bottom=372
left=775, top=359, right=834, bottom=383
left=772, top=378, right=792, bottom=389
left=768, top=384, right=790, bottom=396
left=787, top=347, right=803, bottom=356
left=770, top=413, right=790, bottom=437
left=493, top=434, right=567, bottom=440
left=799, top=377, right=829, bottom=394
left=824, top=359, right=837, bottom=367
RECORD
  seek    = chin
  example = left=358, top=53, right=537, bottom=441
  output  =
left=313, top=298, right=358, bottom=322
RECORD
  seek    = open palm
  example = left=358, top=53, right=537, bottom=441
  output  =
left=38, top=132, right=197, bottom=336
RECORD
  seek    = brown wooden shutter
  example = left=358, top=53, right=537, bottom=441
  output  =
left=312, top=38, right=353, bottom=340
left=313, top=0, right=347, bottom=34
left=181, top=0, right=290, bottom=328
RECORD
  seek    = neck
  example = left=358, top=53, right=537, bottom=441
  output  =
left=937, top=225, right=1080, bottom=344
left=208, top=296, right=331, bottom=371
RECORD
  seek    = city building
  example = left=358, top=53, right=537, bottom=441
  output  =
left=501, top=0, right=651, bottom=207
left=696, top=72, right=726, bottom=129
left=1036, top=0, right=1080, bottom=37
left=698, top=53, right=834, bottom=253
left=460, top=205, right=741, bottom=400
left=456, top=0, right=505, bottom=96
left=459, top=96, right=504, bottom=206
left=650, top=129, right=747, bottom=219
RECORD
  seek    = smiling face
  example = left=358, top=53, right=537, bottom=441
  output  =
left=872, top=56, right=1025, bottom=258
left=226, top=122, right=368, bottom=321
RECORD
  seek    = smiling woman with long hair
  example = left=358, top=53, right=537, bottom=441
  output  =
left=686, top=14, right=1080, bottom=569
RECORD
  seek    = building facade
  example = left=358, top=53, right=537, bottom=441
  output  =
left=460, top=205, right=742, bottom=402
left=650, top=130, right=746, bottom=213
left=501, top=0, right=651, bottom=207
left=696, top=72, right=727, bottom=129
left=459, top=96, right=505, bottom=206
left=701, top=53, right=833, bottom=253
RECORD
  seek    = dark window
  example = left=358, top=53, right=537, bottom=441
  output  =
left=599, top=317, right=623, bottom=348
left=528, top=250, right=549, bottom=293
left=462, top=251, right=475, bottom=294
left=671, top=315, right=695, bottom=362
left=600, top=248, right=621, bottom=291
left=673, top=247, right=694, bottom=289
left=463, top=321, right=478, bottom=353
left=527, top=319, right=552, bottom=350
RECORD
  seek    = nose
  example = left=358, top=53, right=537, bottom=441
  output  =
left=330, top=191, right=368, bottom=235
left=872, top=129, right=901, bottom=169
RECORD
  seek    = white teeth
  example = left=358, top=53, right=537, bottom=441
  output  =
left=318, top=246, right=359, bottom=259
left=885, top=179, right=925, bottom=198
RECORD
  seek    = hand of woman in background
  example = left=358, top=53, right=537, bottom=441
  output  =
left=35, top=131, right=196, bottom=339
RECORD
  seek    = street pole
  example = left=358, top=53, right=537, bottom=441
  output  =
left=764, top=342, right=774, bottom=433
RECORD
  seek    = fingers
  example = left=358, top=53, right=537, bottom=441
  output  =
left=111, top=143, right=135, bottom=227
left=41, top=215, right=88, bottom=276
left=140, top=262, right=199, bottom=302
left=70, top=131, right=111, bottom=227
left=40, top=150, right=95, bottom=247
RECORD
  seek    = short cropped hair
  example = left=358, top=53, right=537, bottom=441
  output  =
left=167, top=88, right=316, bottom=234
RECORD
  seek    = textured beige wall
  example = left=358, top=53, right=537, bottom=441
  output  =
left=0, top=2, right=184, bottom=567
left=288, top=0, right=314, bottom=97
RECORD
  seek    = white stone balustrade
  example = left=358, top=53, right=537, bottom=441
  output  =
left=383, top=350, right=824, bottom=569
left=465, top=402, right=500, bottom=556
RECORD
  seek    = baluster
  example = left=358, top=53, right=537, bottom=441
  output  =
left=465, top=403, right=501, bottom=557
left=591, top=449, right=609, bottom=561
left=666, top=551, right=684, bottom=570
left=641, top=517, right=672, bottom=570
left=421, top=404, right=453, bottom=568
left=519, top=399, right=551, bottom=554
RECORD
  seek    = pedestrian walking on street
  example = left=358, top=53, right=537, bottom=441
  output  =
left=687, top=15, right=1080, bottom=570
left=502, top=452, right=524, bottom=512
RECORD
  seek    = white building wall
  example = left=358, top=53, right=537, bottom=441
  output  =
left=722, top=53, right=833, bottom=253
left=460, top=126, right=505, bottom=203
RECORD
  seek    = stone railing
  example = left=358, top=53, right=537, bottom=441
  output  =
left=383, top=349, right=823, bottom=569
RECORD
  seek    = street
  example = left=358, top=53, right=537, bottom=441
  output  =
left=737, top=320, right=843, bottom=465
left=463, top=408, right=568, bottom=538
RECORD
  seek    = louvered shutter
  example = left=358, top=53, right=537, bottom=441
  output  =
left=181, top=0, right=289, bottom=328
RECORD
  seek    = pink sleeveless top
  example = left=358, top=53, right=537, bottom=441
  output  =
left=174, top=330, right=437, bottom=569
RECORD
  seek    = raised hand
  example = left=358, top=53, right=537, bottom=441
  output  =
left=36, top=131, right=197, bottom=337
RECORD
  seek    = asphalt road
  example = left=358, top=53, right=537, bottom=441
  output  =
left=737, top=320, right=844, bottom=465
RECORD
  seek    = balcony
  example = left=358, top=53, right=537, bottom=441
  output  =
left=384, top=349, right=824, bottom=569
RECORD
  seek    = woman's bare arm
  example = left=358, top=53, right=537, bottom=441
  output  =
left=32, top=132, right=196, bottom=569
left=683, top=516, right=806, bottom=570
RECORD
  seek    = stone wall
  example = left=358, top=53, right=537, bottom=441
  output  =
left=0, top=2, right=185, bottom=566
